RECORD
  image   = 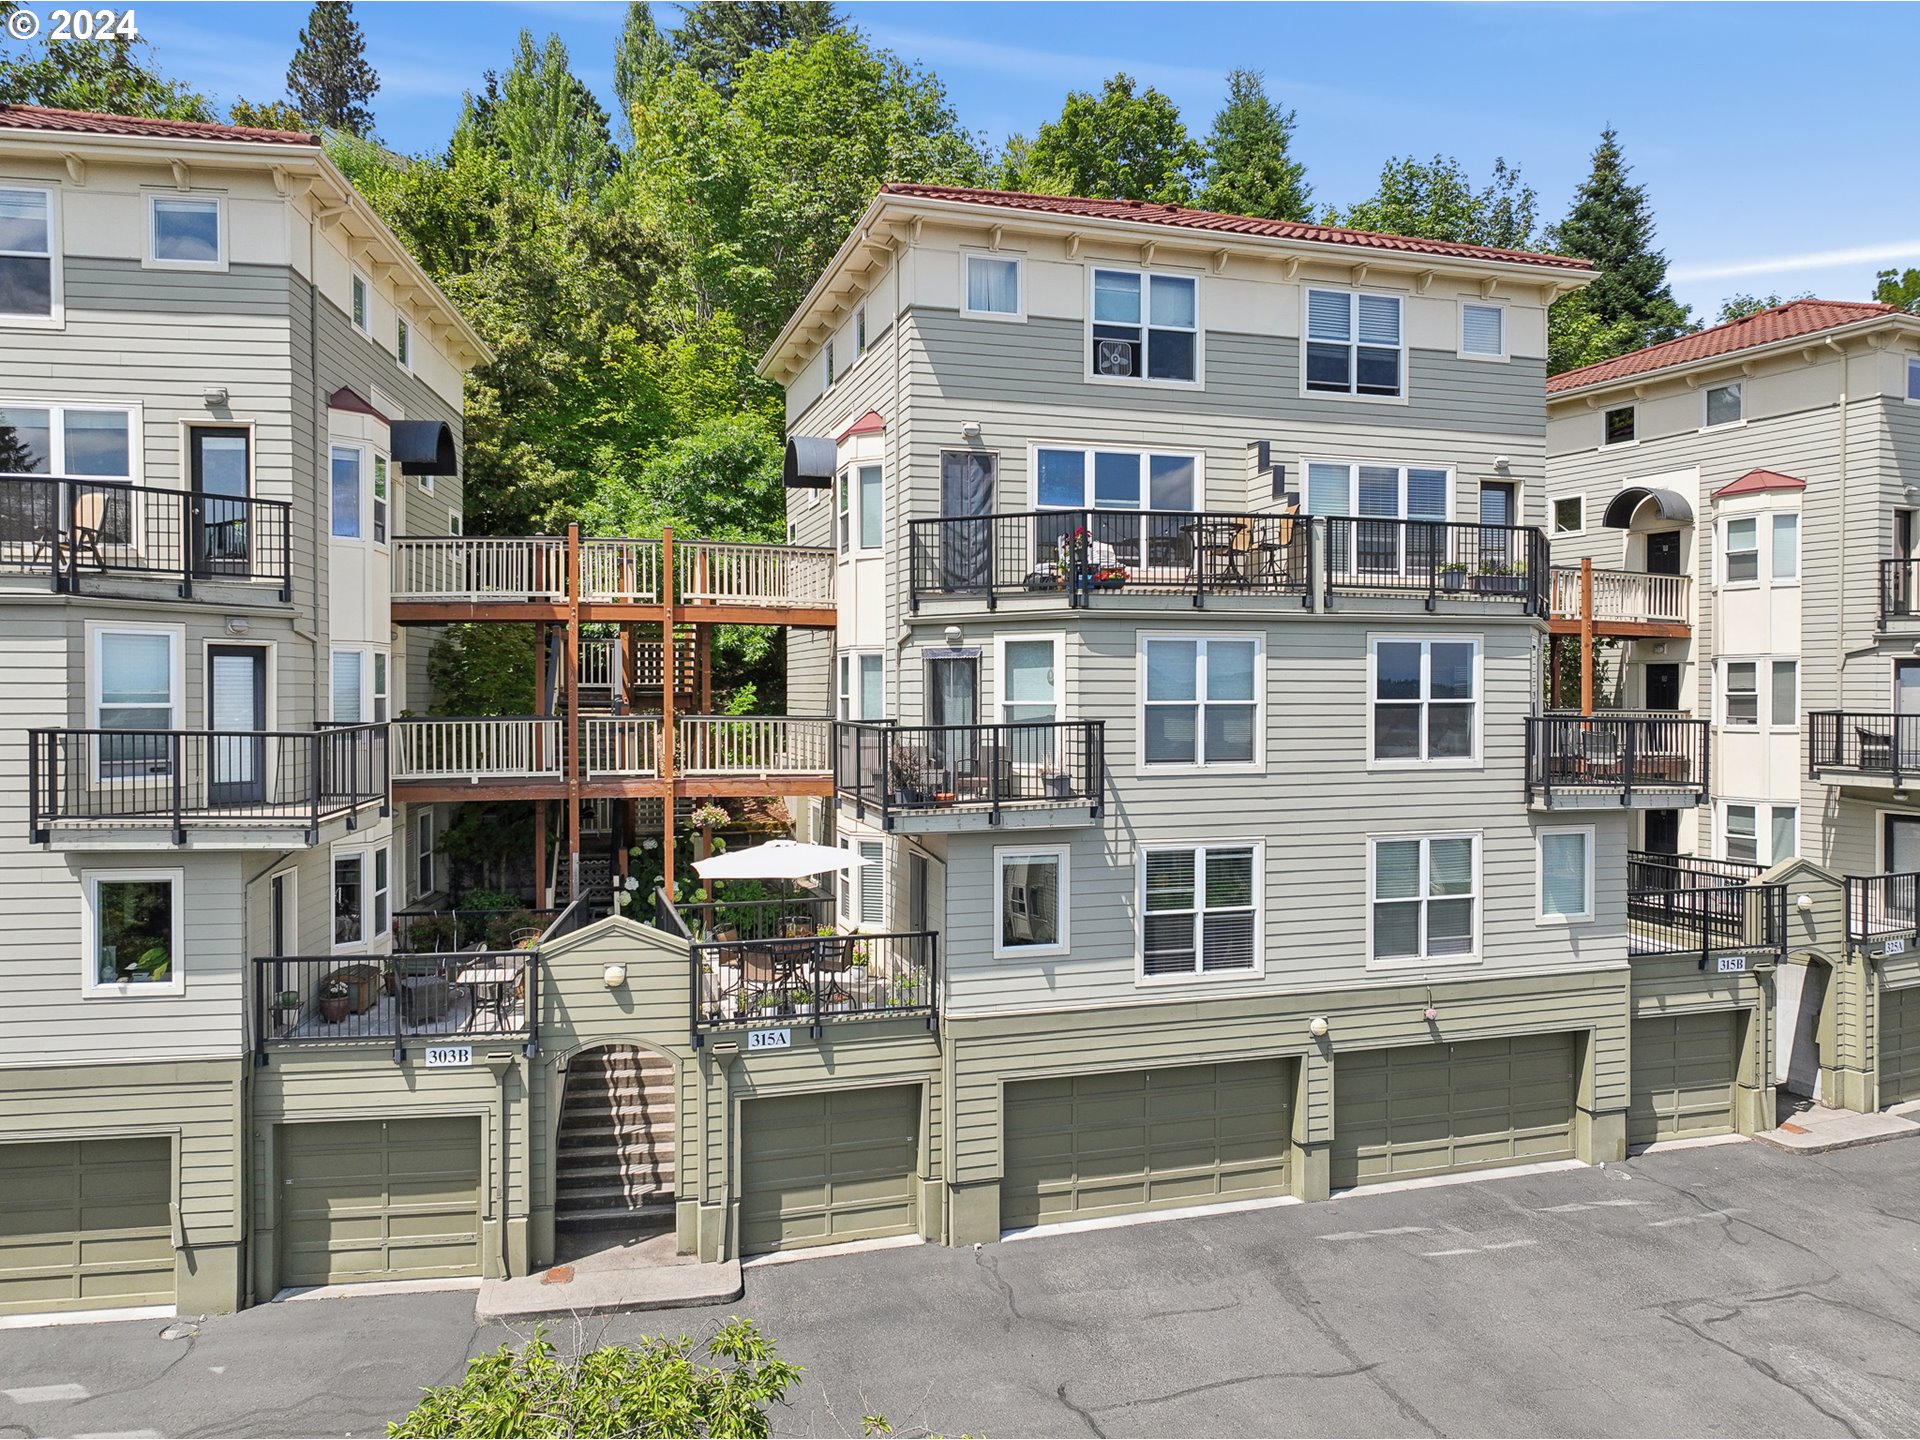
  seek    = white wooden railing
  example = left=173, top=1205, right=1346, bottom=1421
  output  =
left=678, top=541, right=834, bottom=607
left=1550, top=567, right=1691, bottom=625
left=580, top=538, right=662, bottom=604
left=676, top=716, right=833, bottom=776
left=582, top=716, right=660, bottom=777
left=579, top=638, right=616, bottom=689
left=393, top=538, right=568, bottom=603
left=393, top=718, right=562, bottom=780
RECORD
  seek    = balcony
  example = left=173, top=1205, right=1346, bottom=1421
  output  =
left=1525, top=714, right=1711, bottom=809
left=1808, top=712, right=1920, bottom=788
left=1547, top=565, right=1691, bottom=637
left=1, top=474, right=292, bottom=599
left=1626, top=851, right=1786, bottom=965
left=1846, top=872, right=1920, bottom=952
left=1881, top=560, right=1920, bottom=627
left=29, top=724, right=386, bottom=845
left=1321, top=518, right=1547, bottom=611
left=836, top=720, right=1105, bottom=832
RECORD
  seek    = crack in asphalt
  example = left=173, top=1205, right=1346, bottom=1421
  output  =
left=1054, top=1381, right=1106, bottom=1438
left=1083, top=1360, right=1381, bottom=1416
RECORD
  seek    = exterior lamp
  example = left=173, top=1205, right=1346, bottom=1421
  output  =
left=1307, top=1016, right=1329, bottom=1038
left=602, top=963, right=627, bottom=990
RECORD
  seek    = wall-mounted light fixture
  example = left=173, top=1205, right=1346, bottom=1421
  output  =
left=602, top=963, right=627, bottom=990
left=1307, top=1016, right=1329, bottom=1038
left=960, top=421, right=982, bottom=440
left=224, top=615, right=250, bottom=636
left=1796, top=894, right=1814, bottom=912
left=202, top=386, right=229, bottom=408
left=943, top=624, right=962, bottom=645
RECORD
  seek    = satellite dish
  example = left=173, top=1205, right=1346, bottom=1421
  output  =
left=1096, top=340, right=1135, bottom=376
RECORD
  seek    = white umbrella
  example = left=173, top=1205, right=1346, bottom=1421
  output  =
left=692, top=839, right=873, bottom=881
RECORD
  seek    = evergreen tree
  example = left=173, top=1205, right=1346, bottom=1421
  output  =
left=286, top=1, right=379, bottom=136
left=1194, top=69, right=1310, bottom=221
left=1333, top=154, right=1536, bottom=249
left=1545, top=128, right=1692, bottom=371
left=670, top=2, right=842, bottom=95
left=613, top=2, right=671, bottom=133
left=1021, top=73, right=1205, bottom=205
left=1874, top=267, right=1920, bottom=314
left=460, top=32, right=616, bottom=203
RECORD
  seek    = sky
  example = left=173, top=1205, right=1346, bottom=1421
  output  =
left=118, top=1, right=1920, bottom=321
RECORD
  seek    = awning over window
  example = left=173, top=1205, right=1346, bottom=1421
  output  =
left=1601, top=486, right=1692, bottom=528
left=784, top=435, right=835, bottom=489
left=389, top=419, right=458, bottom=477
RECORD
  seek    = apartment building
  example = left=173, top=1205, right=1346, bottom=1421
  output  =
left=0, top=105, right=480, bottom=1319
left=1544, top=298, right=1920, bottom=1113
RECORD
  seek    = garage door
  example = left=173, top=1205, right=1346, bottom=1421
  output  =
left=0, top=1137, right=175, bottom=1317
left=279, top=1117, right=482, bottom=1288
left=740, top=1086, right=919, bottom=1256
left=1002, top=1059, right=1291, bottom=1231
left=1332, top=1034, right=1578, bottom=1190
left=1630, top=1012, right=1739, bottom=1146
left=1880, top=985, right=1920, bottom=1107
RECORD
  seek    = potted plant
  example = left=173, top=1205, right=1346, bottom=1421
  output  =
left=274, top=989, right=301, bottom=1028
left=1040, top=768, right=1072, bottom=798
left=319, top=979, right=352, bottom=1025
left=1092, top=564, right=1130, bottom=591
left=1438, top=561, right=1469, bottom=593
left=1472, top=559, right=1527, bottom=595
left=889, top=744, right=934, bottom=807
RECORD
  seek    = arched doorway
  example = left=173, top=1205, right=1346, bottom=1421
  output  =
left=555, top=1044, right=677, bottom=1236
left=1776, top=954, right=1833, bottom=1109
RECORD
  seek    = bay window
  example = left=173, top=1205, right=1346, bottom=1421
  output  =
left=1371, top=835, right=1478, bottom=964
left=1090, top=268, right=1198, bottom=383
left=1725, top=803, right=1796, bottom=866
left=1371, top=636, right=1478, bottom=763
left=1722, top=517, right=1759, bottom=583
left=1306, top=289, right=1403, bottom=398
left=0, top=186, right=56, bottom=320
left=332, top=647, right=365, bottom=722
left=1771, top=514, right=1798, bottom=580
left=1722, top=661, right=1758, bottom=727
left=838, top=651, right=884, bottom=720
left=1142, top=634, right=1260, bottom=766
left=1140, top=843, right=1259, bottom=979
left=330, top=445, right=362, bottom=537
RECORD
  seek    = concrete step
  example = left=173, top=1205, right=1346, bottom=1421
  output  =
left=557, top=1181, right=674, bottom=1209
left=557, top=1155, right=676, bottom=1183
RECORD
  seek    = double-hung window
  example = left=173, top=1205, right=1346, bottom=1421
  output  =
left=1722, top=661, right=1758, bottom=727
left=1306, top=289, right=1403, bottom=397
left=1705, top=381, right=1743, bottom=427
left=996, top=846, right=1068, bottom=956
left=964, top=253, right=1021, bottom=318
left=148, top=194, right=222, bottom=268
left=1141, top=635, right=1259, bottom=766
left=330, top=444, right=362, bottom=538
left=1140, top=843, right=1259, bottom=979
left=1371, top=835, right=1477, bottom=964
left=1537, top=828, right=1594, bottom=924
left=1091, top=268, right=1198, bottom=383
left=1371, top=637, right=1478, bottom=762
left=1033, top=444, right=1199, bottom=572
left=838, top=651, right=884, bottom=720
left=92, top=624, right=181, bottom=779
left=1724, top=803, right=1796, bottom=866
left=83, top=869, right=183, bottom=993
left=1723, top=517, right=1759, bottom=583
left=0, top=186, right=56, bottom=320
left=1459, top=303, right=1505, bottom=360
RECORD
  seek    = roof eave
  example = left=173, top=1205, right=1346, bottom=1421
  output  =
left=1547, top=312, right=1920, bottom=403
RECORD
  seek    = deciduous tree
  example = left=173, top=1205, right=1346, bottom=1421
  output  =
left=1714, top=291, right=1811, bottom=324
left=1874, top=267, right=1920, bottom=314
left=1019, top=73, right=1205, bottom=205
left=669, top=1, right=843, bottom=95
left=1333, top=154, right=1537, bottom=249
left=459, top=32, right=615, bottom=203
left=0, top=11, right=214, bottom=120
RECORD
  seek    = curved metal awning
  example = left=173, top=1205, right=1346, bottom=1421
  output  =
left=1602, top=486, right=1693, bottom=528
left=390, top=419, right=458, bottom=477
left=783, top=435, right=835, bottom=489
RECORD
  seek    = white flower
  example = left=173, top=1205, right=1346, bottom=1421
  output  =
left=624, top=875, right=640, bottom=891
left=642, top=838, right=659, bottom=851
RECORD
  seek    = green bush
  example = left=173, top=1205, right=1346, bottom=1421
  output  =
left=389, top=1320, right=799, bottom=1439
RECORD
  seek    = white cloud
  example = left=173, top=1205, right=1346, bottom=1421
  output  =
left=1672, top=240, right=1920, bottom=283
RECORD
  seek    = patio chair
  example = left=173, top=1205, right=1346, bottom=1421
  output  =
left=30, top=490, right=107, bottom=575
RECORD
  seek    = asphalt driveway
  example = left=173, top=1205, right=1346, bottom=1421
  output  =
left=5, top=1137, right=1920, bottom=1438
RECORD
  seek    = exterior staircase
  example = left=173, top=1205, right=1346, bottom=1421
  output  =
left=554, top=1045, right=677, bottom=1231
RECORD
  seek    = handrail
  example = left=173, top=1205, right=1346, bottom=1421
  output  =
left=391, top=716, right=562, bottom=780
left=836, top=719, right=1105, bottom=829
left=1526, top=715, right=1710, bottom=805
left=689, top=930, right=938, bottom=1042
left=677, top=715, right=833, bottom=775
left=392, top=535, right=568, bottom=602
left=1809, top=711, right=1920, bottom=784
left=1323, top=517, right=1547, bottom=613
left=1626, top=858, right=1788, bottom=964
left=678, top=539, right=833, bottom=607
left=1847, top=872, right=1920, bottom=944
left=1880, top=559, right=1920, bottom=625
left=254, top=951, right=533, bottom=1052
left=1548, top=566, right=1691, bottom=625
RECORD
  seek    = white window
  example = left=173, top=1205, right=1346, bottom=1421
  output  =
left=1032, top=445, right=1199, bottom=572
left=855, top=463, right=882, bottom=552
left=1305, top=289, right=1403, bottom=398
left=1371, top=636, right=1479, bottom=764
left=416, top=810, right=436, bottom=898
left=835, top=468, right=850, bottom=553
left=0, top=400, right=135, bottom=482
left=1305, top=461, right=1448, bottom=522
left=1371, top=834, right=1478, bottom=965
left=824, top=338, right=837, bottom=390
left=330, top=444, right=362, bottom=538
left=334, top=850, right=364, bottom=945
left=854, top=305, right=868, bottom=356
left=1723, top=516, right=1759, bottom=584
left=1723, top=804, right=1758, bottom=864
left=1771, top=513, right=1799, bottom=581
left=1140, top=843, right=1259, bottom=980
left=1704, top=381, right=1743, bottom=427
left=1091, top=267, right=1198, bottom=383
left=838, top=837, right=884, bottom=926
left=1459, top=303, right=1505, bottom=360
left=1909, top=357, right=1920, bottom=403
left=1141, top=634, right=1260, bottom=766
left=1771, top=660, right=1799, bottom=729
left=147, top=194, right=222, bottom=268
left=1552, top=495, right=1585, bottom=535
left=1537, top=827, right=1594, bottom=924
left=82, top=869, right=184, bottom=995
left=837, top=651, right=884, bottom=720
left=997, top=635, right=1060, bottom=726
left=1722, top=660, right=1758, bottom=727
left=448, top=512, right=461, bottom=535
left=91, top=624, right=182, bottom=779
left=372, top=452, right=389, bottom=544
left=964, top=253, right=1022, bottom=319
left=396, top=316, right=412, bottom=369
left=1724, top=803, right=1797, bottom=866
left=373, top=845, right=390, bottom=937
left=350, top=269, right=371, bottom=335
left=996, top=846, right=1068, bottom=957
left=0, top=186, right=58, bottom=321
left=1602, top=406, right=1636, bottom=446
left=332, top=647, right=366, bottom=722
left=372, top=650, right=389, bottom=722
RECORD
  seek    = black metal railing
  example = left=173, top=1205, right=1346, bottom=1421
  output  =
left=1880, top=559, right=1920, bottom=625
left=394, top=905, right=563, bottom=953
left=690, top=929, right=937, bottom=1038
left=908, top=509, right=1311, bottom=610
left=1323, top=518, right=1547, bottom=612
left=542, top=892, right=594, bottom=944
left=1628, top=849, right=1764, bottom=886
left=670, top=891, right=835, bottom=943
left=29, top=724, right=387, bottom=843
left=1626, top=854, right=1787, bottom=963
left=255, top=951, right=534, bottom=1051
left=0, top=474, right=292, bottom=598
left=1526, top=715, right=1710, bottom=804
left=1809, top=712, right=1920, bottom=783
left=1847, top=872, right=1920, bottom=944
left=836, top=719, right=1104, bottom=828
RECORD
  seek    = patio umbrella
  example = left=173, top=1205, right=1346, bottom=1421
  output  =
left=692, top=839, right=872, bottom=881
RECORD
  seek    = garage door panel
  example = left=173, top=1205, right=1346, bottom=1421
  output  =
left=740, top=1086, right=919, bottom=1256
left=1630, top=1013, right=1738, bottom=1145
left=1881, top=987, right=1920, bottom=1107
left=0, top=1139, right=176, bottom=1317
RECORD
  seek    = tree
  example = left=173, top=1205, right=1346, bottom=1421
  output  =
left=388, top=1321, right=802, bottom=1439
left=1020, top=73, right=1205, bottom=205
left=286, top=0, right=378, bottom=135
left=1194, top=69, right=1309, bottom=221
left=613, top=1, right=671, bottom=133
left=227, top=97, right=310, bottom=131
left=460, top=32, right=616, bottom=203
left=669, top=1, right=843, bottom=95
left=0, top=16, right=214, bottom=119
left=1546, top=127, right=1693, bottom=372
left=1333, top=154, right=1537, bottom=250
left=1714, top=291, right=1811, bottom=324
left=1874, top=267, right=1920, bottom=314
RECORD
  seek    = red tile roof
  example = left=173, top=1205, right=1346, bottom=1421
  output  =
left=880, top=184, right=1593, bottom=273
left=1712, top=469, right=1807, bottom=500
left=1548, top=299, right=1904, bottom=394
left=834, top=409, right=886, bottom=441
left=0, top=103, right=318, bottom=147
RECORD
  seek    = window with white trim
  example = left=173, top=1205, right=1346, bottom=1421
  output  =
left=838, top=837, right=884, bottom=926
left=332, top=647, right=366, bottom=722
left=1305, top=461, right=1448, bottom=522
left=1537, top=827, right=1594, bottom=924
left=1723, top=516, right=1759, bottom=583
left=396, top=316, right=412, bottom=369
left=823, top=338, right=836, bottom=390
left=373, top=846, right=390, bottom=937
left=372, top=453, right=389, bottom=544
left=148, top=194, right=222, bottom=268
left=0, top=186, right=56, bottom=319
left=1371, top=834, right=1477, bottom=963
left=1140, top=843, right=1258, bottom=978
left=837, top=651, right=883, bottom=720
left=1724, top=802, right=1797, bottom=866
left=1034, top=445, right=1199, bottom=571
left=331, top=444, right=362, bottom=537
left=996, top=846, right=1067, bottom=956
left=858, top=463, right=882, bottom=551
left=998, top=635, right=1059, bottom=726
left=1305, top=288, right=1403, bottom=397
left=1909, top=357, right=1920, bottom=403
left=1552, top=495, right=1584, bottom=534
left=854, top=305, right=868, bottom=356
left=1771, top=660, right=1798, bottom=729
left=1372, top=637, right=1478, bottom=762
left=1771, top=513, right=1799, bottom=580
left=334, top=849, right=364, bottom=945
left=1603, top=406, right=1636, bottom=446
left=1141, top=635, right=1259, bottom=766
left=964, top=253, right=1021, bottom=318
left=372, top=650, right=389, bottom=722
left=1459, top=303, right=1505, bottom=359
left=1091, top=267, right=1198, bottom=382
left=1705, top=381, right=1743, bottom=427
left=448, top=512, right=461, bottom=535
left=0, top=401, right=134, bottom=484
left=83, top=869, right=183, bottom=992
left=416, top=809, right=436, bottom=899
left=350, top=269, right=371, bottom=334
left=1722, top=660, right=1758, bottom=727
left=92, top=624, right=181, bottom=779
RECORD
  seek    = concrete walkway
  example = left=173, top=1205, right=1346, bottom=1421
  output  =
left=476, top=1228, right=742, bottom=1321
left=1754, top=1098, right=1920, bottom=1154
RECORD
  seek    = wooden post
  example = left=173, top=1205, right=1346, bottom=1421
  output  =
left=1579, top=556, right=1595, bottom=717
left=534, top=798, right=548, bottom=910
left=566, top=523, right=583, bottom=904
left=661, top=526, right=677, bottom=898
left=696, top=622, right=713, bottom=713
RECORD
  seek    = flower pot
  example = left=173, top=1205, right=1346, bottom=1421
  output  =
left=320, top=995, right=351, bottom=1024
left=1040, top=772, right=1072, bottom=798
left=1440, top=569, right=1468, bottom=593
left=1472, top=573, right=1525, bottom=596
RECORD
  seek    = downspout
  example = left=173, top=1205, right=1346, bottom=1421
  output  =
left=891, top=231, right=911, bottom=726
left=299, top=262, right=324, bottom=655
left=1826, top=336, right=1849, bottom=657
